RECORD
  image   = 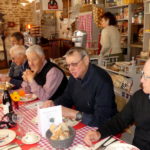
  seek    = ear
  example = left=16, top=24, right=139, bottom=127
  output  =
left=84, top=55, right=90, bottom=66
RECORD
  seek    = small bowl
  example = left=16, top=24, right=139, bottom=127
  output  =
left=46, top=126, right=76, bottom=149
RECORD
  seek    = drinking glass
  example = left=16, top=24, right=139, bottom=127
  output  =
left=12, top=113, right=24, bottom=135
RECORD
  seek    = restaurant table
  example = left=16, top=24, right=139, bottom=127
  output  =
left=0, top=100, right=98, bottom=150
left=0, top=100, right=127, bottom=150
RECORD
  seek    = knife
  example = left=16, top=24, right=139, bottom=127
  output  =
left=0, top=143, right=17, bottom=150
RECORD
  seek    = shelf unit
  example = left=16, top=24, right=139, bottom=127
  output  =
left=143, top=0, right=150, bottom=51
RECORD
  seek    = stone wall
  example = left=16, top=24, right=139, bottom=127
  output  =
left=0, top=0, right=34, bottom=35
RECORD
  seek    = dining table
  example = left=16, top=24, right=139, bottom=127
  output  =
left=0, top=96, right=134, bottom=150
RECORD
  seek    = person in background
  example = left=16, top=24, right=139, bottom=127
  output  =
left=22, top=45, right=68, bottom=101
left=0, top=45, right=29, bottom=89
left=100, top=12, right=123, bottom=60
left=84, top=59, right=150, bottom=150
left=10, top=32, right=24, bottom=46
left=42, top=47, right=117, bottom=127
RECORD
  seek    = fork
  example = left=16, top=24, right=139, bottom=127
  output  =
left=95, top=136, right=118, bottom=150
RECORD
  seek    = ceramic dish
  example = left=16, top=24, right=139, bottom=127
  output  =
left=20, top=94, right=37, bottom=102
left=0, top=129, right=16, bottom=147
left=105, top=143, right=140, bottom=150
left=21, top=132, right=40, bottom=144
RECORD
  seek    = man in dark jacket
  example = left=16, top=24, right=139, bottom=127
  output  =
left=42, top=47, right=117, bottom=127
left=84, top=59, right=150, bottom=150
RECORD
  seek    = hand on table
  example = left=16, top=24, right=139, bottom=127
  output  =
left=22, top=69, right=35, bottom=83
left=0, top=76, right=11, bottom=82
left=62, top=106, right=78, bottom=120
left=84, top=130, right=101, bottom=146
left=41, top=100, right=55, bottom=108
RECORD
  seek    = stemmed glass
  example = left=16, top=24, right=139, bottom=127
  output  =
left=12, top=113, right=24, bottom=136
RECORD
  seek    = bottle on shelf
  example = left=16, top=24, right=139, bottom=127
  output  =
left=2, top=90, right=13, bottom=114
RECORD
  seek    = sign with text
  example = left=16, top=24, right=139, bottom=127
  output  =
left=38, top=105, right=62, bottom=137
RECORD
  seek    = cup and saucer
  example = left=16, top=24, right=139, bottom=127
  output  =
left=21, top=132, right=41, bottom=144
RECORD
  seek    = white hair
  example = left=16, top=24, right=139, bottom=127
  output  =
left=9, top=45, right=26, bottom=56
left=26, top=45, right=45, bottom=57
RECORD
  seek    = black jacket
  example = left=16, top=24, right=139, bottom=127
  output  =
left=98, top=89, right=150, bottom=150
left=54, top=64, right=117, bottom=127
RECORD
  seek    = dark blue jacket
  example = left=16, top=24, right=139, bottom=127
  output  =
left=54, top=64, right=117, bottom=127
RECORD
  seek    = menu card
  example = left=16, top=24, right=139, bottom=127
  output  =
left=38, top=105, right=62, bottom=137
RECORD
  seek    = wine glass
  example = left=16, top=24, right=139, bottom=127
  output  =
left=12, top=113, right=24, bottom=136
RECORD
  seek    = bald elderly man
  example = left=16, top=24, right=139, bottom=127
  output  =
left=84, top=59, right=150, bottom=150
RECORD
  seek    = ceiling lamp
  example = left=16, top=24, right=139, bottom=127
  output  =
left=27, top=0, right=35, bottom=3
left=20, top=0, right=29, bottom=6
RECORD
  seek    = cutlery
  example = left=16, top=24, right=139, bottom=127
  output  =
left=95, top=135, right=118, bottom=150
left=0, top=143, right=17, bottom=150
left=8, top=143, right=24, bottom=150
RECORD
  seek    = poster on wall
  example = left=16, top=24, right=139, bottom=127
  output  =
left=42, top=0, right=63, bottom=11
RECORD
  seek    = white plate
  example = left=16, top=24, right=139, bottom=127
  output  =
left=20, top=94, right=37, bottom=102
left=105, top=143, right=140, bottom=150
left=21, top=132, right=40, bottom=144
left=0, top=129, right=16, bottom=147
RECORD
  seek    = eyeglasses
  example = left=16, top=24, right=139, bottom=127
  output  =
left=141, top=71, right=150, bottom=80
left=66, top=55, right=85, bottom=69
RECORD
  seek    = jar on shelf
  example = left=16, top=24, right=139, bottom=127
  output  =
left=138, top=12, right=143, bottom=24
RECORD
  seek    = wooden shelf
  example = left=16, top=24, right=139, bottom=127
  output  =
left=117, top=19, right=128, bottom=21
left=105, top=4, right=128, bottom=9
left=130, top=44, right=143, bottom=48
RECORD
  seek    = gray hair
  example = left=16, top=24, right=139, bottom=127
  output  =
left=9, top=45, right=26, bottom=56
left=26, top=45, right=45, bottom=57
left=65, top=47, right=89, bottom=58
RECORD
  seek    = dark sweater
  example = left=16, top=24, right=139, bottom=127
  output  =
left=54, top=64, right=117, bottom=127
left=98, top=89, right=150, bottom=150
left=9, top=61, right=29, bottom=89
left=34, top=60, right=68, bottom=99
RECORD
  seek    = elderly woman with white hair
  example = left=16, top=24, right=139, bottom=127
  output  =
left=0, top=45, right=29, bottom=89
left=22, top=45, right=68, bottom=101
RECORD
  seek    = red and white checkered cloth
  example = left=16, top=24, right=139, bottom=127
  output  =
left=0, top=103, right=95, bottom=150
left=77, top=14, right=93, bottom=48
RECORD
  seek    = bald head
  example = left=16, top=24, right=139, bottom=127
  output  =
left=141, top=58, right=150, bottom=94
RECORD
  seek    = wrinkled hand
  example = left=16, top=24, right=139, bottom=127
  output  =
left=0, top=76, right=10, bottom=82
left=62, top=106, right=78, bottom=119
left=84, top=130, right=101, bottom=146
left=22, top=69, right=35, bottom=83
left=41, top=100, right=54, bottom=108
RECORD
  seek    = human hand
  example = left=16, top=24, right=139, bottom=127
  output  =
left=41, top=100, right=54, bottom=108
left=84, top=130, right=101, bottom=146
left=0, top=76, right=10, bottom=82
left=62, top=106, right=78, bottom=119
left=23, top=69, right=35, bottom=83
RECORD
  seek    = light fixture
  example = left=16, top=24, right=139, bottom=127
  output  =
left=20, top=0, right=29, bottom=6
left=27, top=0, right=35, bottom=3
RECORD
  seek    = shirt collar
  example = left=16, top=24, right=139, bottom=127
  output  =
left=77, top=63, right=93, bottom=85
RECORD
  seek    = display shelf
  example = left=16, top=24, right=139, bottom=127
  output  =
left=105, top=4, right=128, bottom=9
left=117, top=19, right=128, bottom=21
left=130, top=44, right=143, bottom=48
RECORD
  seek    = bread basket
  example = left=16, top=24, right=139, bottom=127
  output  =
left=46, top=126, right=76, bottom=149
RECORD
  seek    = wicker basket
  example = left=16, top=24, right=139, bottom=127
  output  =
left=46, top=127, right=76, bottom=149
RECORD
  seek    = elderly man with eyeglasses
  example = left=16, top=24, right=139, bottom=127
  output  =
left=42, top=47, right=117, bottom=127
left=84, top=59, right=150, bottom=150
